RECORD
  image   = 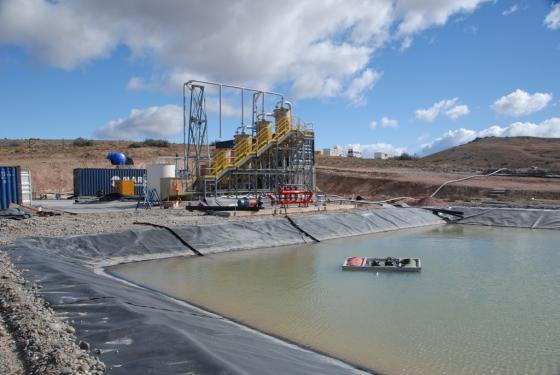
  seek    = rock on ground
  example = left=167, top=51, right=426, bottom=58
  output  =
left=0, top=251, right=105, bottom=374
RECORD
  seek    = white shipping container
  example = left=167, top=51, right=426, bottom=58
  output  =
left=20, top=170, right=32, bottom=205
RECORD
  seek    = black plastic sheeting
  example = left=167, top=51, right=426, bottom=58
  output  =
left=0, top=207, right=31, bottom=220
left=288, top=209, right=443, bottom=241
left=453, top=207, right=560, bottom=230
left=7, top=208, right=444, bottom=375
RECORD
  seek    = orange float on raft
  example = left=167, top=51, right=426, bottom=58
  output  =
left=347, top=257, right=365, bottom=267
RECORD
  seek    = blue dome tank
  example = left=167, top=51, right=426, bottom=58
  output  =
left=106, top=152, right=127, bottom=165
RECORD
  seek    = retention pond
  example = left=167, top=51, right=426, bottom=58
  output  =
left=109, top=225, right=560, bottom=374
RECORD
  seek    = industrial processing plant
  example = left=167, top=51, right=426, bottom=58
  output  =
left=52, top=80, right=318, bottom=211
left=2, top=2, right=560, bottom=375
left=181, top=80, right=315, bottom=201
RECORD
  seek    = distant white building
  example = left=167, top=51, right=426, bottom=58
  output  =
left=323, top=145, right=344, bottom=157
left=347, top=148, right=362, bottom=158
left=374, top=152, right=390, bottom=160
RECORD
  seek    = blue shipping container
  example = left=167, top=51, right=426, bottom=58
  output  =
left=73, top=168, right=147, bottom=197
left=0, top=166, right=22, bottom=209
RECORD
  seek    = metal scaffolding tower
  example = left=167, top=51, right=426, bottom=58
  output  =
left=184, top=84, right=209, bottom=182
left=183, top=80, right=315, bottom=199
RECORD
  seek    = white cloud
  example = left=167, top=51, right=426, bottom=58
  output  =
left=420, top=117, right=560, bottom=155
left=491, top=89, right=552, bottom=117
left=416, top=98, right=457, bottom=122
left=502, top=4, right=518, bottom=16
left=347, top=143, right=406, bottom=158
left=345, top=69, right=381, bottom=105
left=545, top=3, right=560, bottom=30
left=291, top=76, right=342, bottom=100
left=95, top=105, right=182, bottom=139
left=381, top=116, right=399, bottom=127
left=0, top=0, right=116, bottom=69
left=420, top=128, right=477, bottom=155
left=0, top=0, right=489, bottom=101
left=395, top=0, right=490, bottom=36
left=416, top=97, right=471, bottom=122
left=368, top=116, right=398, bottom=130
left=126, top=76, right=149, bottom=91
left=204, top=97, right=244, bottom=118
left=445, top=104, right=470, bottom=119
left=400, top=36, right=413, bottom=51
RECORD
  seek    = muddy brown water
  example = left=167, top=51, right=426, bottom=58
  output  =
left=110, top=225, right=560, bottom=374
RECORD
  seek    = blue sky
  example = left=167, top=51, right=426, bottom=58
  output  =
left=1, top=0, right=559, bottom=156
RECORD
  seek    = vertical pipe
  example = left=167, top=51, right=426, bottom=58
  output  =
left=214, top=176, right=217, bottom=198
left=241, top=88, right=244, bottom=131
left=219, top=85, right=222, bottom=139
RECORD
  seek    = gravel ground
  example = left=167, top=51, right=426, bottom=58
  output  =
left=0, top=205, right=226, bottom=374
left=0, top=208, right=226, bottom=246
left=0, top=312, right=24, bottom=375
left=0, top=251, right=105, bottom=374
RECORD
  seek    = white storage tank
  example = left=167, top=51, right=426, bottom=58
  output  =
left=147, top=164, right=175, bottom=198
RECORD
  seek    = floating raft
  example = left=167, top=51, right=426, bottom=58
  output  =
left=342, top=257, right=421, bottom=272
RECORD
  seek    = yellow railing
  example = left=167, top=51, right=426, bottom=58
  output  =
left=205, top=109, right=314, bottom=180
left=214, top=149, right=233, bottom=176
left=275, top=116, right=291, bottom=140
left=294, top=118, right=314, bottom=138
left=256, top=123, right=272, bottom=153
left=274, top=107, right=292, bottom=141
left=204, top=111, right=313, bottom=181
left=235, top=135, right=253, bottom=165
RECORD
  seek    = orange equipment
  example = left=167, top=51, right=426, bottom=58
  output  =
left=348, top=257, right=365, bottom=267
left=278, top=186, right=313, bottom=208
left=114, top=180, right=135, bottom=196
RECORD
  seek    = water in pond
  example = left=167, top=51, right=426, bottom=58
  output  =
left=109, top=225, right=560, bottom=374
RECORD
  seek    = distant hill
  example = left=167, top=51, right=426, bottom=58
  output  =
left=317, top=137, right=560, bottom=172
left=421, top=137, right=560, bottom=171
left=315, top=136, right=560, bottom=203
left=2, top=136, right=560, bottom=195
left=0, top=139, right=185, bottom=194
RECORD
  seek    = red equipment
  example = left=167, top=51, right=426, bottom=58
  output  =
left=278, top=186, right=313, bottom=207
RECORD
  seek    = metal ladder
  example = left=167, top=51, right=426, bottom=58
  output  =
left=136, top=188, right=161, bottom=209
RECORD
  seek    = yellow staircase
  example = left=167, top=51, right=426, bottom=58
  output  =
left=203, top=110, right=314, bottom=182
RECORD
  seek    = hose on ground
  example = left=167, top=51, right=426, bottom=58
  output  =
left=430, top=168, right=507, bottom=198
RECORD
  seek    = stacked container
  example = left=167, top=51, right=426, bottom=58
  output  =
left=0, top=166, right=22, bottom=209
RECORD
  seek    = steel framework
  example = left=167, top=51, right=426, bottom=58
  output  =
left=183, top=80, right=315, bottom=199
left=184, top=84, right=209, bottom=185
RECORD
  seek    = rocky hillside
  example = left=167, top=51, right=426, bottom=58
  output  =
left=317, top=137, right=560, bottom=172
left=420, top=137, right=560, bottom=171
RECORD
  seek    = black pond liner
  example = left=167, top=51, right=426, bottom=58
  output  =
left=7, top=208, right=456, bottom=374
left=453, top=206, right=560, bottom=229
